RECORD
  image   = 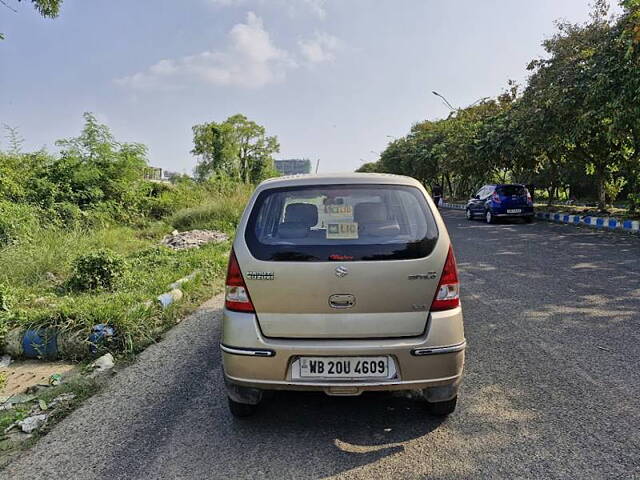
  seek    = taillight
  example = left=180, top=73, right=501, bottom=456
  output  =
left=492, top=191, right=501, bottom=203
left=225, top=250, right=255, bottom=313
left=526, top=189, right=533, bottom=205
left=430, top=246, right=460, bottom=312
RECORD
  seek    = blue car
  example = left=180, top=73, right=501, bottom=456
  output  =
left=465, top=184, right=534, bottom=224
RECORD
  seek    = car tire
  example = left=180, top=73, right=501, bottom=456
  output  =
left=485, top=210, right=494, bottom=224
left=426, top=396, right=457, bottom=416
left=228, top=397, right=258, bottom=417
left=524, top=216, right=533, bottom=224
left=465, top=208, right=474, bottom=221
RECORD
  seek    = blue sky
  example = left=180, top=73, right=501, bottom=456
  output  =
left=0, top=0, right=614, bottom=174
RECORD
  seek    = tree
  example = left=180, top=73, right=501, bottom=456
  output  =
left=1, top=0, right=63, bottom=39
left=192, top=114, right=280, bottom=184
left=368, top=1, right=640, bottom=209
left=356, top=161, right=380, bottom=173
left=52, top=112, right=148, bottom=208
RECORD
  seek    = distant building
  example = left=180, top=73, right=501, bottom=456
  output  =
left=143, top=166, right=163, bottom=181
left=274, top=159, right=312, bottom=176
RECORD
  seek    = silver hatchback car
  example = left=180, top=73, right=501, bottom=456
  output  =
left=221, top=173, right=465, bottom=417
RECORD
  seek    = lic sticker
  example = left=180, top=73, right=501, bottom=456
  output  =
left=326, top=222, right=358, bottom=239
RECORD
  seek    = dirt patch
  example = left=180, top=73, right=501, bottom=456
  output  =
left=161, top=229, right=228, bottom=251
left=1, top=361, right=76, bottom=401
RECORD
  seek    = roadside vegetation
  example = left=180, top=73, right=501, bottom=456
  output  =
left=360, top=0, right=640, bottom=212
left=0, top=113, right=278, bottom=358
left=0, top=111, right=278, bottom=462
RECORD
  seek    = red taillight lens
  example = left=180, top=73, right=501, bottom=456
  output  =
left=526, top=189, right=533, bottom=205
left=225, top=250, right=255, bottom=313
left=430, top=246, right=460, bottom=312
left=492, top=191, right=501, bottom=203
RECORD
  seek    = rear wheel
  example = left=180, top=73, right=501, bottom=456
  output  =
left=426, top=396, right=457, bottom=416
left=485, top=210, right=494, bottom=224
left=524, top=216, right=533, bottom=224
left=465, top=208, right=474, bottom=221
left=228, top=397, right=258, bottom=418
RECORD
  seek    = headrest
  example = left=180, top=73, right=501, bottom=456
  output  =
left=354, top=202, right=387, bottom=224
left=277, top=222, right=309, bottom=239
left=284, top=203, right=318, bottom=227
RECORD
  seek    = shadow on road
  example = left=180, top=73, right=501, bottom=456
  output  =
left=97, top=323, right=446, bottom=480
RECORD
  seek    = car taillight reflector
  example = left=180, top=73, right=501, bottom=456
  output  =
left=430, top=245, right=460, bottom=312
left=492, top=191, right=502, bottom=203
left=225, top=250, right=255, bottom=313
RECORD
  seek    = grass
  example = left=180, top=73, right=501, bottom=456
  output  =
left=0, top=184, right=253, bottom=359
left=169, top=183, right=253, bottom=232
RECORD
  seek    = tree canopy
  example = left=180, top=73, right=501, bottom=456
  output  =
left=1, top=0, right=62, bottom=39
left=192, top=114, right=280, bottom=184
left=1, top=113, right=149, bottom=216
left=362, top=0, right=640, bottom=210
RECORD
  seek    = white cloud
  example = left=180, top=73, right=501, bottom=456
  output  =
left=116, top=12, right=295, bottom=90
left=298, top=32, right=339, bottom=64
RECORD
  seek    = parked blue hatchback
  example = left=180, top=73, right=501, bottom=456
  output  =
left=465, top=184, right=534, bottom=224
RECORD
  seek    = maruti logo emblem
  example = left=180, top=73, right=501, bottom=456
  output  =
left=335, top=266, right=349, bottom=278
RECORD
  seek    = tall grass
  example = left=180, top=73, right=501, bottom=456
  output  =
left=169, top=183, right=253, bottom=232
left=0, top=226, right=153, bottom=296
left=0, top=182, right=254, bottom=357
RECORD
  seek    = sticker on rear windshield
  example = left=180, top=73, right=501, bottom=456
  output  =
left=326, top=222, right=358, bottom=239
left=324, top=205, right=353, bottom=217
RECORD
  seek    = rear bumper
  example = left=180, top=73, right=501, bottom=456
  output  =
left=492, top=206, right=534, bottom=217
left=220, top=307, right=465, bottom=396
left=493, top=212, right=534, bottom=217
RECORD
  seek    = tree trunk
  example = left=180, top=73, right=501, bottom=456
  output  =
left=597, top=173, right=606, bottom=211
left=445, top=173, right=453, bottom=200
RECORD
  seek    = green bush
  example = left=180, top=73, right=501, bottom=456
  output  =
left=49, top=202, right=85, bottom=228
left=0, top=201, right=41, bottom=246
left=68, top=249, right=128, bottom=291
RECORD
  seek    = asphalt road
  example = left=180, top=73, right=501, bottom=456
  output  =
left=3, top=210, right=640, bottom=479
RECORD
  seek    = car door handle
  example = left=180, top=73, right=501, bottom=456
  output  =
left=329, top=294, right=355, bottom=309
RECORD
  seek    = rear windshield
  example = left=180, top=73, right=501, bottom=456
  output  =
left=497, top=185, right=526, bottom=196
left=245, top=184, right=438, bottom=261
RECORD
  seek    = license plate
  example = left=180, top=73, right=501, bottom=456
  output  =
left=298, top=356, right=389, bottom=379
left=507, top=209, right=522, bottom=214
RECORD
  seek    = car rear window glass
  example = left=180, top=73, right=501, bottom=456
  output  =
left=245, top=184, right=438, bottom=261
left=497, top=185, right=526, bottom=196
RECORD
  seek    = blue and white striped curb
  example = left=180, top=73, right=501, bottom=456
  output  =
left=535, top=212, right=640, bottom=233
left=440, top=203, right=640, bottom=234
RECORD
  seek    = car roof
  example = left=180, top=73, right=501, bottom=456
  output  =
left=484, top=183, right=525, bottom=187
left=257, top=172, right=424, bottom=190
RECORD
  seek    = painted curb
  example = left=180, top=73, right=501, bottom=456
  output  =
left=441, top=203, right=640, bottom=234
left=534, top=211, right=640, bottom=233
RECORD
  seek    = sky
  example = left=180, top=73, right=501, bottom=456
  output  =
left=0, top=0, right=617, bottom=174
